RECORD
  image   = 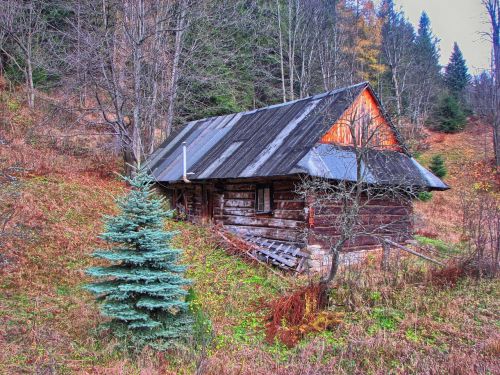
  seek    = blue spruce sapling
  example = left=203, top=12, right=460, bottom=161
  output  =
left=86, top=172, right=192, bottom=350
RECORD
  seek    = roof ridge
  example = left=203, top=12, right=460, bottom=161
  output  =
left=188, top=81, right=370, bottom=125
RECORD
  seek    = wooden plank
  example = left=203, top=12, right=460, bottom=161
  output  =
left=225, top=225, right=301, bottom=243
left=384, top=239, right=445, bottom=266
left=275, top=201, right=304, bottom=210
left=273, top=191, right=301, bottom=200
left=225, top=191, right=255, bottom=199
left=224, top=183, right=255, bottom=191
left=245, top=236, right=309, bottom=258
left=273, top=209, right=305, bottom=220
left=272, top=181, right=297, bottom=191
left=221, top=215, right=302, bottom=229
left=224, top=199, right=254, bottom=208
left=257, top=248, right=297, bottom=267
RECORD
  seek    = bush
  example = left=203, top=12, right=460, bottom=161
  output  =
left=429, top=154, right=447, bottom=178
left=433, top=94, right=467, bottom=132
left=417, top=191, right=433, bottom=201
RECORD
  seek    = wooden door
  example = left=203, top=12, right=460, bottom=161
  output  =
left=201, top=185, right=214, bottom=223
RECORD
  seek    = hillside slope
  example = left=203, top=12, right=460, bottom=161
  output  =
left=0, top=95, right=498, bottom=373
left=414, top=120, right=498, bottom=243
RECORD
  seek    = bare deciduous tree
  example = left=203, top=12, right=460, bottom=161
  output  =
left=0, top=0, right=47, bottom=108
left=460, top=189, right=499, bottom=276
left=379, top=0, right=414, bottom=128
left=58, top=0, right=189, bottom=175
left=482, top=0, right=500, bottom=167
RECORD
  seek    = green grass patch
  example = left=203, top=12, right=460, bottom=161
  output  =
left=415, top=235, right=461, bottom=255
left=367, top=307, right=404, bottom=334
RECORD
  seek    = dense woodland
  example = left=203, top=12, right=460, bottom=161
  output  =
left=0, top=0, right=498, bottom=171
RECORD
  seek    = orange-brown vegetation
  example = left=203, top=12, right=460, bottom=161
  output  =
left=1, top=91, right=498, bottom=374
left=414, top=119, right=499, bottom=243
left=265, top=283, right=344, bottom=347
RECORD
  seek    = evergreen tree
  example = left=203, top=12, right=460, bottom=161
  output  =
left=444, top=43, right=470, bottom=101
left=415, top=12, right=441, bottom=72
left=412, top=12, right=442, bottom=124
left=86, top=172, right=192, bottom=351
left=433, top=94, right=467, bottom=133
left=429, top=154, right=447, bottom=178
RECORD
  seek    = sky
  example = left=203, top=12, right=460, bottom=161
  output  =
left=382, top=0, right=492, bottom=75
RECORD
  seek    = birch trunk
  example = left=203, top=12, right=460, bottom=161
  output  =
left=276, top=0, right=286, bottom=103
left=165, top=0, right=187, bottom=138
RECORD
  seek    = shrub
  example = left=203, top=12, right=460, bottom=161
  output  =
left=85, top=171, right=192, bottom=351
left=429, top=154, right=447, bottom=178
left=265, top=283, right=343, bottom=347
left=417, top=191, right=433, bottom=202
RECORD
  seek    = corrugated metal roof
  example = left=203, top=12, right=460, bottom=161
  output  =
left=296, top=144, right=448, bottom=190
left=143, top=82, right=448, bottom=190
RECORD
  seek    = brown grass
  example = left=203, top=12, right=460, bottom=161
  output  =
left=1, top=91, right=499, bottom=374
left=414, top=121, right=498, bottom=244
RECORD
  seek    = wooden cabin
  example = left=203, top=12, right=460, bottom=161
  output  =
left=144, top=82, right=448, bottom=273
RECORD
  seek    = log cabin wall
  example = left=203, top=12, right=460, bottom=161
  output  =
left=307, top=194, right=413, bottom=251
left=161, top=180, right=413, bottom=252
left=166, top=179, right=307, bottom=244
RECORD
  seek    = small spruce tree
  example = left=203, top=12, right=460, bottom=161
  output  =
left=429, top=154, right=447, bottom=178
left=433, top=94, right=467, bottom=133
left=86, top=172, right=192, bottom=351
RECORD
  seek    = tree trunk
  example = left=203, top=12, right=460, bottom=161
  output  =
left=494, top=118, right=500, bottom=167
left=490, top=0, right=500, bottom=168
left=123, top=147, right=137, bottom=177
left=390, top=65, right=402, bottom=128
left=382, top=242, right=391, bottom=271
left=165, top=0, right=186, bottom=138
left=323, top=243, right=342, bottom=283
left=26, top=46, right=34, bottom=109
left=276, top=0, right=286, bottom=103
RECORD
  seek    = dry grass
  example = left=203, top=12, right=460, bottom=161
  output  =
left=414, top=120, right=498, bottom=243
left=1, top=93, right=499, bottom=374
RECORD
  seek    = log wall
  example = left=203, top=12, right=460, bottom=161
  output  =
left=162, top=179, right=413, bottom=251
left=167, top=179, right=306, bottom=244
left=307, top=195, right=413, bottom=251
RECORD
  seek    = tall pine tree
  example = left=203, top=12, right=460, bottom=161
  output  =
left=412, top=12, right=441, bottom=125
left=444, top=42, right=470, bottom=101
left=86, top=172, right=192, bottom=351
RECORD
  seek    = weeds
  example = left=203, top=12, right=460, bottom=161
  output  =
left=1, top=101, right=499, bottom=373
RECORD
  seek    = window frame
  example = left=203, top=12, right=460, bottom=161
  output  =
left=255, top=184, right=273, bottom=214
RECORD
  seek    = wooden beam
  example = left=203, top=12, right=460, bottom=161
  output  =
left=383, top=239, right=445, bottom=267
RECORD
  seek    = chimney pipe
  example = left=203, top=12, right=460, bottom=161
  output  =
left=182, top=142, right=192, bottom=183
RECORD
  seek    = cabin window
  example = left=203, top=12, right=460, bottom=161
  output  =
left=256, top=185, right=272, bottom=213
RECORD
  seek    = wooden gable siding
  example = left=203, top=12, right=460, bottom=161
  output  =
left=320, top=88, right=401, bottom=151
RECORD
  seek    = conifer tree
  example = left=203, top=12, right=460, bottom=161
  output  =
left=429, top=154, right=447, bottom=178
left=433, top=94, right=467, bottom=133
left=445, top=42, right=470, bottom=101
left=86, top=172, right=192, bottom=351
left=412, top=12, right=441, bottom=124
left=415, top=12, right=441, bottom=74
